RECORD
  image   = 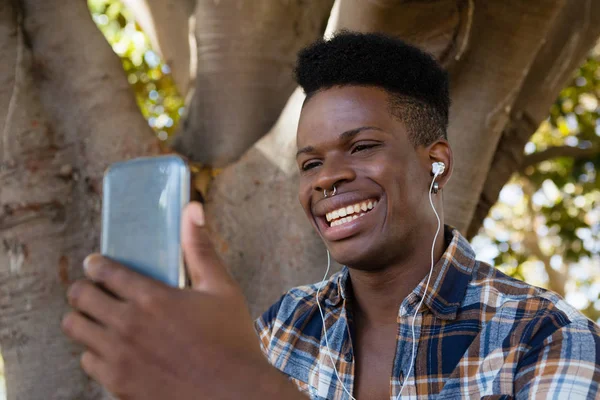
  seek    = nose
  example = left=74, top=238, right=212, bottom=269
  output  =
left=313, top=154, right=356, bottom=194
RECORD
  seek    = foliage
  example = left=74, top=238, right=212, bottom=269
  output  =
left=473, top=43, right=600, bottom=321
left=88, top=0, right=185, bottom=141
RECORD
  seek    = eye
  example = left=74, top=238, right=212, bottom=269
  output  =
left=302, top=160, right=322, bottom=171
left=351, top=143, right=379, bottom=154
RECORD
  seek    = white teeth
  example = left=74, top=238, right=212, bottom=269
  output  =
left=326, top=199, right=379, bottom=227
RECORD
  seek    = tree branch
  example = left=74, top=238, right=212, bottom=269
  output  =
left=1, top=0, right=24, bottom=166
left=521, top=179, right=567, bottom=297
left=520, top=144, right=600, bottom=170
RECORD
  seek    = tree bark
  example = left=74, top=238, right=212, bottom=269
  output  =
left=173, top=0, right=335, bottom=167
left=0, top=1, right=159, bottom=399
left=206, top=89, right=343, bottom=316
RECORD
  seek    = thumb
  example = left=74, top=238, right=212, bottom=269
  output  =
left=181, top=202, right=230, bottom=291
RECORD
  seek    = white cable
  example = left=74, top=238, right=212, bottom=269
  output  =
left=316, top=171, right=442, bottom=400
left=395, top=171, right=442, bottom=399
left=316, top=250, right=357, bottom=400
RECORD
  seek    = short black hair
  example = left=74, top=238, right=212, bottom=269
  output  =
left=295, top=31, right=450, bottom=146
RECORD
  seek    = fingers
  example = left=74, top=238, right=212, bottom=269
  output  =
left=79, top=350, right=127, bottom=395
left=84, top=254, right=169, bottom=305
left=181, top=202, right=232, bottom=291
left=67, top=280, right=126, bottom=328
left=62, top=311, right=112, bottom=356
left=83, top=201, right=234, bottom=299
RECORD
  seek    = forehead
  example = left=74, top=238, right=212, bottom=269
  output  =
left=297, top=86, right=396, bottom=146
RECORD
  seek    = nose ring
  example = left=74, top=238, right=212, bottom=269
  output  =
left=324, top=185, right=337, bottom=198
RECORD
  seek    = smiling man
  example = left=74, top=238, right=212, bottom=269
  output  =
left=256, top=32, right=600, bottom=399
left=63, top=32, right=600, bottom=400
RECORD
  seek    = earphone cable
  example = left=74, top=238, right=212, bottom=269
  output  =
left=316, top=170, right=443, bottom=400
left=316, top=250, right=357, bottom=400
left=395, top=171, right=442, bottom=399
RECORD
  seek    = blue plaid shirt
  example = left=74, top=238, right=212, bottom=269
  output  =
left=255, top=226, right=600, bottom=399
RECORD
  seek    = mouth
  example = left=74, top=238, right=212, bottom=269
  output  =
left=325, top=198, right=379, bottom=227
left=315, top=196, right=382, bottom=242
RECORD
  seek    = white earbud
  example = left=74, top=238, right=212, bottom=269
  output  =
left=432, top=161, right=445, bottom=176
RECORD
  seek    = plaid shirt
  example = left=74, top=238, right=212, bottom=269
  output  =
left=255, top=226, right=600, bottom=399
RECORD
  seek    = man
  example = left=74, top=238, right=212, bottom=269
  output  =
left=63, top=32, right=600, bottom=399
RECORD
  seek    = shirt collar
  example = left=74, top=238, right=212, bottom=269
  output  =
left=321, top=225, right=476, bottom=320
left=412, top=225, right=476, bottom=320
left=323, top=267, right=349, bottom=307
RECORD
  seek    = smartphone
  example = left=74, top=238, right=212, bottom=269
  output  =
left=101, top=155, right=190, bottom=288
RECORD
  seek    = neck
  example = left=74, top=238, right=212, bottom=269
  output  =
left=348, top=224, right=447, bottom=326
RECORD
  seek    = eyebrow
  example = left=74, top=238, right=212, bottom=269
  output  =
left=295, top=126, right=383, bottom=158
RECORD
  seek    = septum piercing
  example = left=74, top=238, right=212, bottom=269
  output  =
left=323, top=185, right=337, bottom=198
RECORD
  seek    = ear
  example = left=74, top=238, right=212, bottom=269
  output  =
left=426, top=139, right=453, bottom=190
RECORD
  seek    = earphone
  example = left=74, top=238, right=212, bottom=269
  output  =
left=316, top=161, right=445, bottom=400
left=432, top=161, right=445, bottom=176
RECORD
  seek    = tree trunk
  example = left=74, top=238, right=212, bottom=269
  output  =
left=206, top=88, right=341, bottom=316
left=173, top=0, right=335, bottom=166
left=0, top=1, right=159, bottom=399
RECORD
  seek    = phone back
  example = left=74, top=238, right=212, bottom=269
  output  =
left=101, top=155, right=190, bottom=287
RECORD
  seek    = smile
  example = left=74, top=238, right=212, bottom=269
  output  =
left=325, top=199, right=378, bottom=227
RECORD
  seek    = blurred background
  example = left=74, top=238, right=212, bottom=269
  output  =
left=0, top=1, right=599, bottom=398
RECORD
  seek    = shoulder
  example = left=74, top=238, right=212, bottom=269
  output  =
left=256, top=280, right=324, bottom=329
left=512, top=291, right=600, bottom=398
left=469, top=260, right=562, bottom=313
left=254, top=269, right=344, bottom=348
left=254, top=272, right=344, bottom=376
left=466, top=261, right=600, bottom=346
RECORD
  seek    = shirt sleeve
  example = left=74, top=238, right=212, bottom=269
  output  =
left=514, top=319, right=600, bottom=399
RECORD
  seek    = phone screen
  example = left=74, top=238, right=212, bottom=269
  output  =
left=101, top=155, right=190, bottom=287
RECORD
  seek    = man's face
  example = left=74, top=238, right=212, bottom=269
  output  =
left=296, top=86, right=433, bottom=270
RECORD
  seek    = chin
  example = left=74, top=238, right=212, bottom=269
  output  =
left=328, top=240, right=386, bottom=271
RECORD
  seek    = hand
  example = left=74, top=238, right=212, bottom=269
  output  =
left=62, top=202, right=301, bottom=399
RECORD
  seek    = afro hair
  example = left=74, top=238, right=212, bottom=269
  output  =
left=295, top=31, right=450, bottom=146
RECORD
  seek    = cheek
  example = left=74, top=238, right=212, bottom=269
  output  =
left=298, top=180, right=313, bottom=214
left=386, top=169, right=424, bottom=213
